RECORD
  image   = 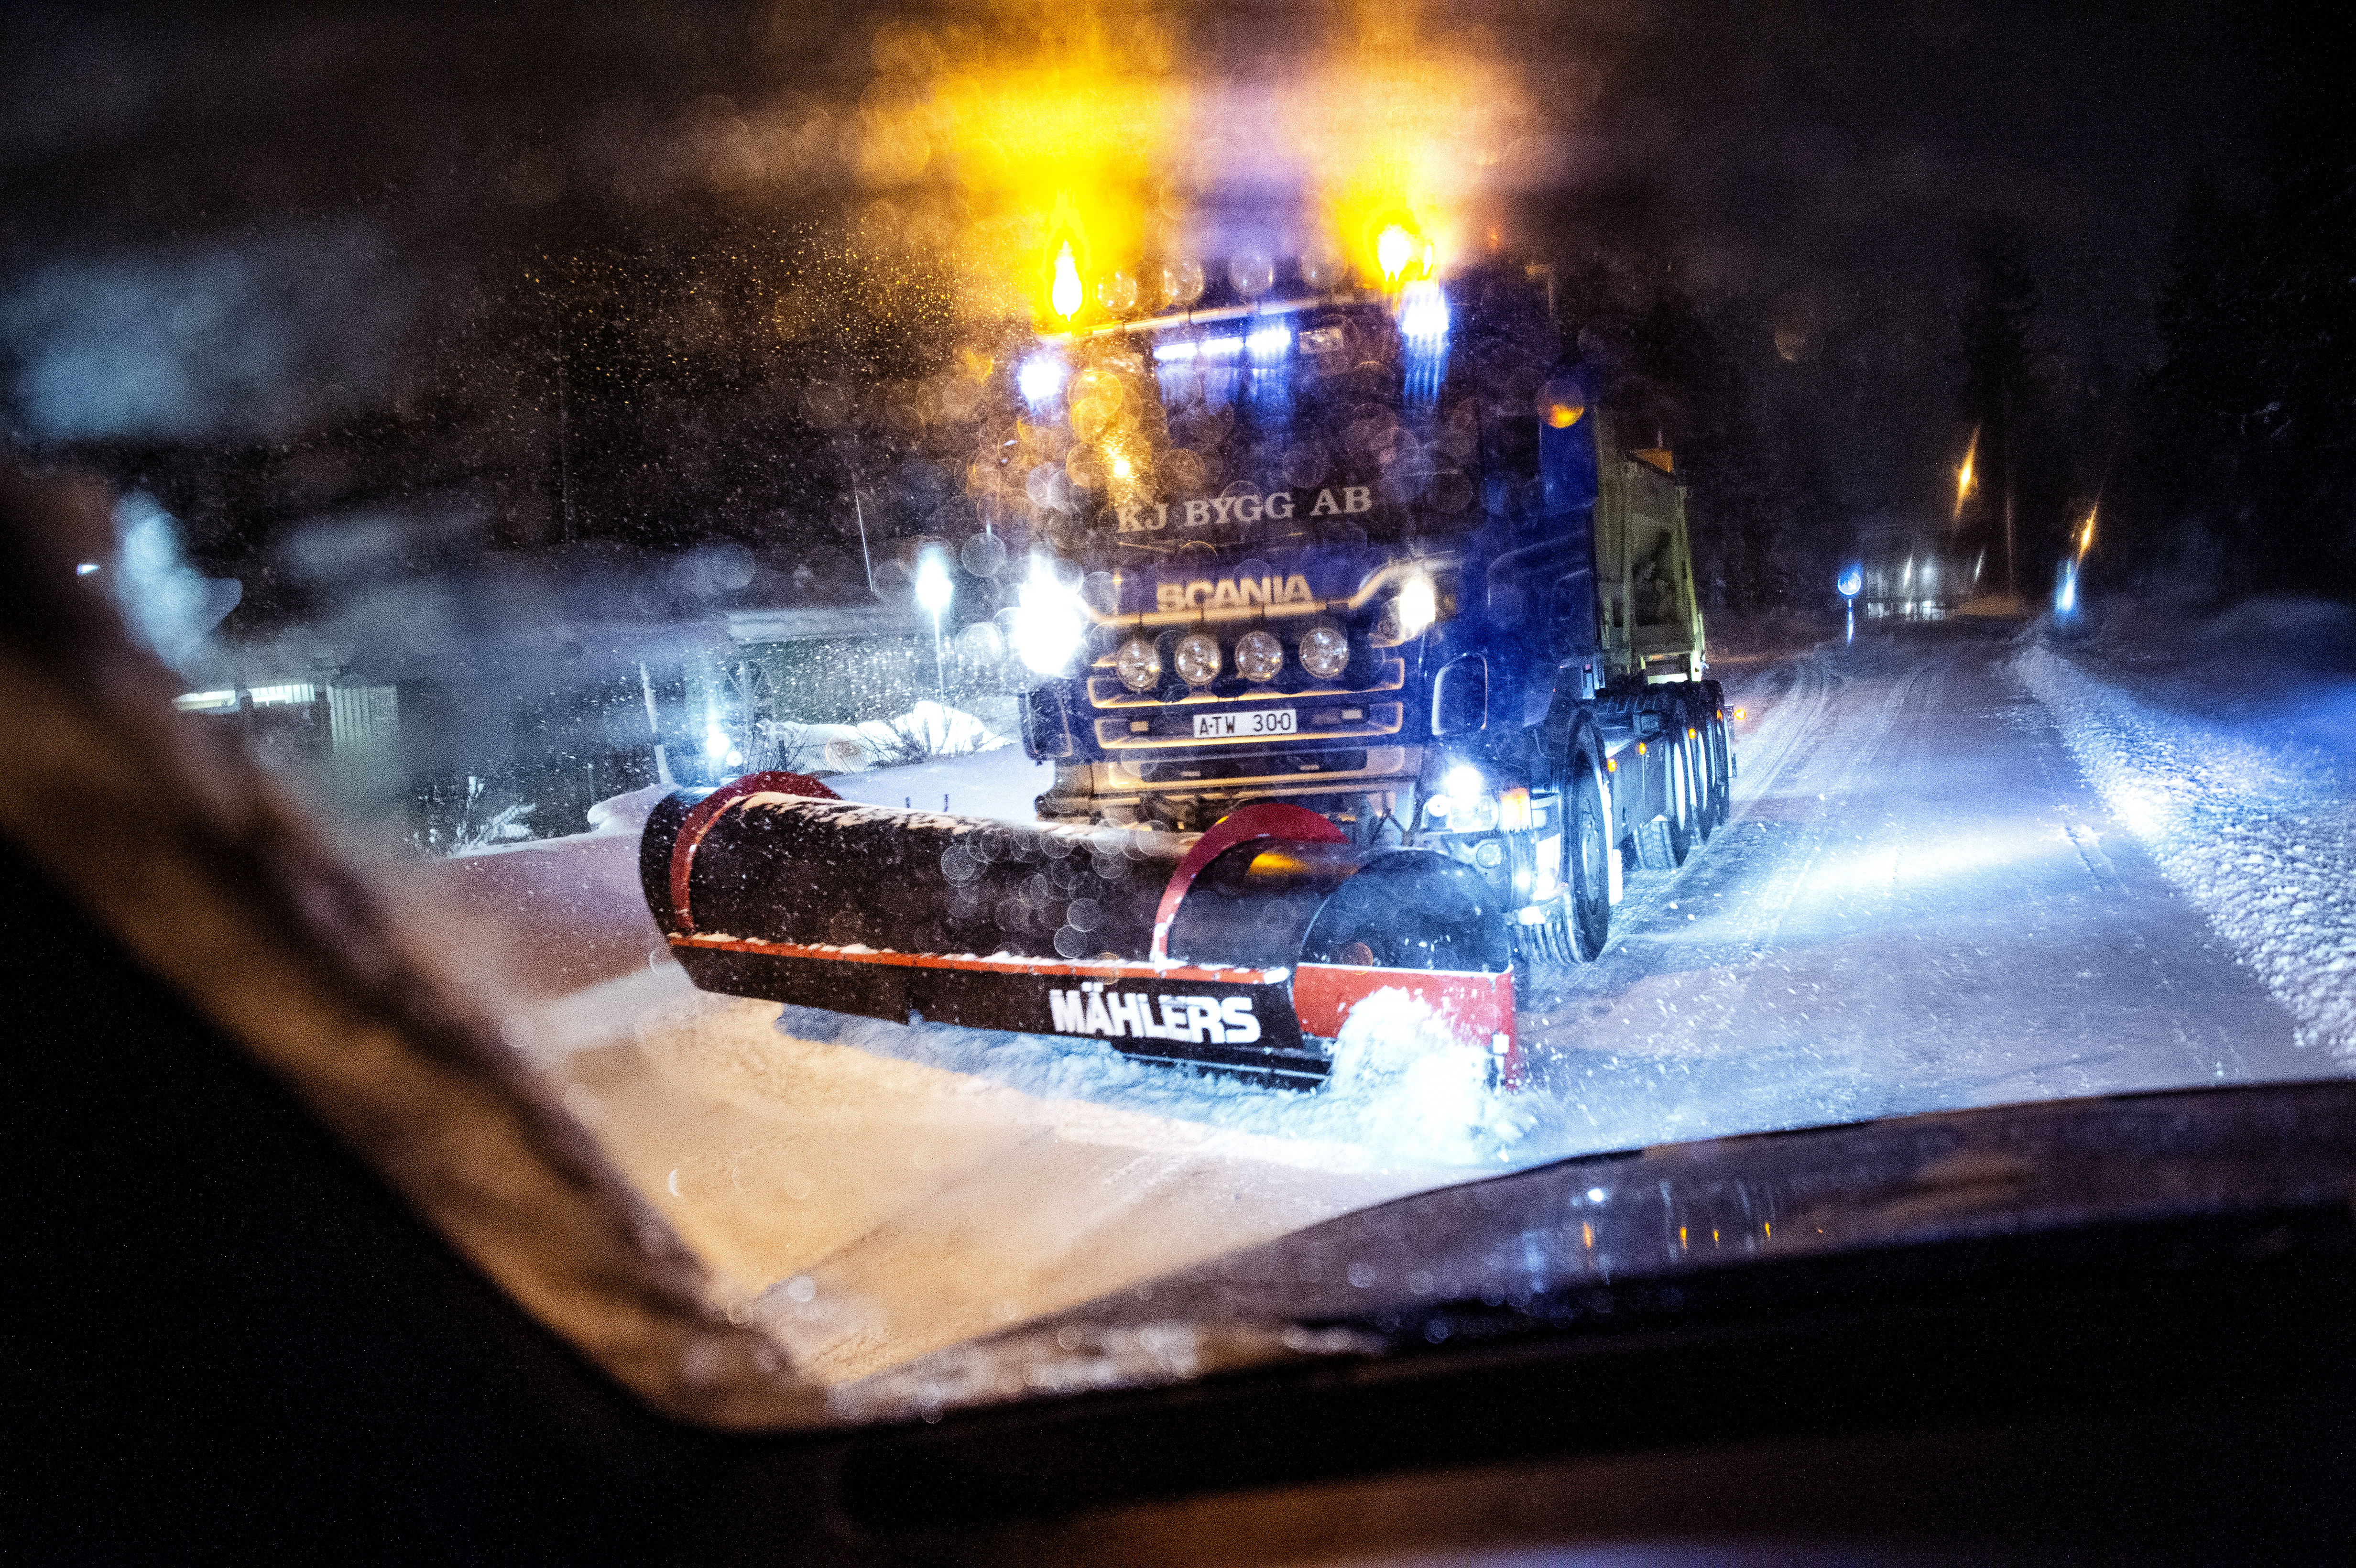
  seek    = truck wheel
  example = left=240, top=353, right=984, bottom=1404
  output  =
left=1687, top=730, right=1714, bottom=844
left=1662, top=741, right=1696, bottom=866
left=1706, top=719, right=1733, bottom=828
left=1567, top=768, right=1612, bottom=961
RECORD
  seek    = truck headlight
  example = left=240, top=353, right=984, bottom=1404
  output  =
left=1396, top=573, right=1437, bottom=637
left=1298, top=624, right=1351, bottom=680
left=1374, top=573, right=1440, bottom=646
left=1440, top=763, right=1499, bottom=832
left=1175, top=632, right=1222, bottom=686
left=1448, top=794, right=1500, bottom=833
left=1234, top=629, right=1285, bottom=683
left=1115, top=637, right=1161, bottom=691
left=1010, top=555, right=1085, bottom=674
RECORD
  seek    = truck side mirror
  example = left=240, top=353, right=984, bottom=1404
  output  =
left=1538, top=376, right=1598, bottom=513
left=1432, top=655, right=1489, bottom=736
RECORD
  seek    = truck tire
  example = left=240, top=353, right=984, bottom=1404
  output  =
left=1662, top=740, right=1697, bottom=865
left=1705, top=718, right=1733, bottom=828
left=1567, top=766, right=1612, bottom=961
left=1687, top=729, right=1714, bottom=844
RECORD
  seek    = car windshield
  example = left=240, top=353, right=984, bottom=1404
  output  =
left=4, top=2, right=2349, bottom=1429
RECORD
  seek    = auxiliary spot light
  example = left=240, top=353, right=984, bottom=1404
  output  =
left=1174, top=632, right=1222, bottom=686
left=1235, top=629, right=1285, bottom=684
left=1116, top=637, right=1161, bottom=692
left=1298, top=623, right=1351, bottom=680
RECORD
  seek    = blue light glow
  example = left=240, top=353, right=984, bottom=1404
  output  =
left=1398, top=281, right=1451, bottom=406
left=1244, top=324, right=1291, bottom=361
left=1836, top=563, right=1863, bottom=599
left=2055, top=558, right=2079, bottom=616
left=1153, top=340, right=1197, bottom=363
left=1397, top=280, right=1451, bottom=345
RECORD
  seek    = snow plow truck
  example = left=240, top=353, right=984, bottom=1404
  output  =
left=641, top=262, right=1732, bottom=1087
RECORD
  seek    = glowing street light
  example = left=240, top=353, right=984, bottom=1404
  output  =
left=915, top=548, right=954, bottom=697
left=1837, top=561, right=1863, bottom=644
left=1376, top=224, right=1416, bottom=286
left=1954, top=428, right=1979, bottom=521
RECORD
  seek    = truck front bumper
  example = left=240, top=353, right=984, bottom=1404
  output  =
left=1042, top=747, right=1422, bottom=827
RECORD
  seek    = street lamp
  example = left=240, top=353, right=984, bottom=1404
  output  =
left=914, top=548, right=954, bottom=699
left=1837, top=562, right=1863, bottom=644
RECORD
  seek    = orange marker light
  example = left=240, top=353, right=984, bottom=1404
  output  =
left=1050, top=243, right=1083, bottom=320
left=1499, top=788, right=1532, bottom=830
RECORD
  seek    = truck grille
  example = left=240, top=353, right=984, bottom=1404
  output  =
left=1134, top=750, right=1372, bottom=784
left=1094, top=701, right=1403, bottom=749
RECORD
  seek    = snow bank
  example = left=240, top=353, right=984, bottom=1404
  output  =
left=2018, top=609, right=2356, bottom=1062
left=794, top=700, right=1011, bottom=773
left=773, top=985, right=1539, bottom=1171
left=584, top=781, right=671, bottom=838
left=818, top=741, right=1050, bottom=823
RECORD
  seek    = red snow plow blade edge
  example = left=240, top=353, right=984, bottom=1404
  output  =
left=640, top=779, right=1519, bottom=1088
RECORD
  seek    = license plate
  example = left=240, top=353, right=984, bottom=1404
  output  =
left=1194, top=706, right=1297, bottom=739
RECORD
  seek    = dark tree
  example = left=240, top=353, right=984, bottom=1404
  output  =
left=2134, top=148, right=2356, bottom=601
left=1551, top=260, right=1812, bottom=619
left=1952, top=221, right=2072, bottom=599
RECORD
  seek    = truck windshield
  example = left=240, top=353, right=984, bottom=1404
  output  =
left=1046, top=298, right=1484, bottom=562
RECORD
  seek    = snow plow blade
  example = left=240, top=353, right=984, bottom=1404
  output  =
left=640, top=775, right=1517, bottom=1087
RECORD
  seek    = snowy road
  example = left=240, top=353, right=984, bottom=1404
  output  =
left=449, top=615, right=2341, bottom=1390
left=1521, top=616, right=2320, bottom=1155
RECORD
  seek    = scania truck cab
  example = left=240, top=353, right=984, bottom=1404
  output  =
left=1005, top=261, right=1732, bottom=970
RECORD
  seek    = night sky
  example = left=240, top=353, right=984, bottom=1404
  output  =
left=0, top=2, right=2317, bottom=600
